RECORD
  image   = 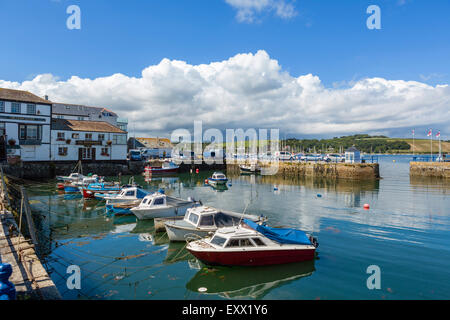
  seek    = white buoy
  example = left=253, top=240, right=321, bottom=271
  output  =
left=198, top=287, right=208, bottom=293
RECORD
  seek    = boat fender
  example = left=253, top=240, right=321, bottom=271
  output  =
left=363, top=204, right=370, bottom=210
left=317, top=194, right=322, bottom=198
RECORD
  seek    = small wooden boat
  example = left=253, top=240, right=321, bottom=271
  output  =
left=165, top=206, right=267, bottom=242
left=107, top=199, right=142, bottom=216
left=186, top=220, right=318, bottom=266
left=239, top=164, right=261, bottom=173
left=207, top=172, right=228, bottom=185
left=144, top=161, right=179, bottom=175
left=82, top=182, right=121, bottom=199
left=130, top=193, right=199, bottom=220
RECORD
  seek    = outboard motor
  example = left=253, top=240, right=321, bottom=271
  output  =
left=309, top=236, right=319, bottom=248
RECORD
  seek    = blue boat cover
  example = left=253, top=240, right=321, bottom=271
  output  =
left=243, top=219, right=312, bottom=245
left=136, top=188, right=150, bottom=199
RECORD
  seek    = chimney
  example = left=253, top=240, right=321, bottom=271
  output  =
left=44, top=95, right=49, bottom=100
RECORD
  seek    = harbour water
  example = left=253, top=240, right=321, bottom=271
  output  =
left=25, top=155, right=450, bottom=300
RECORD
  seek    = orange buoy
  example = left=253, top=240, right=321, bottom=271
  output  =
left=196, top=168, right=199, bottom=174
left=205, top=179, right=208, bottom=184
left=363, top=204, right=370, bottom=210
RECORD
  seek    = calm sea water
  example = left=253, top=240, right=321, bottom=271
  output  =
left=26, top=155, right=450, bottom=300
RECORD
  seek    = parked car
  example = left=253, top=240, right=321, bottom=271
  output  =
left=274, top=151, right=293, bottom=161
left=302, top=154, right=323, bottom=161
left=129, top=149, right=142, bottom=161
left=324, top=153, right=345, bottom=163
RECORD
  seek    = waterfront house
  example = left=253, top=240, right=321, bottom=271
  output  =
left=51, top=118, right=128, bottom=162
left=0, top=88, right=52, bottom=162
left=345, top=146, right=361, bottom=163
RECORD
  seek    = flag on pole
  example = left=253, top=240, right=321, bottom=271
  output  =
left=436, top=131, right=440, bottom=138
left=427, top=129, right=432, bottom=137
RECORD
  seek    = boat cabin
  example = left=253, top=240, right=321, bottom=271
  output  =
left=139, top=193, right=168, bottom=208
left=208, top=227, right=269, bottom=248
left=210, top=172, right=227, bottom=180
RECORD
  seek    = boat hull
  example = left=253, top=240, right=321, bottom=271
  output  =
left=187, top=248, right=315, bottom=266
left=64, top=185, right=80, bottom=193
left=131, top=203, right=192, bottom=220
left=208, top=178, right=228, bottom=185
left=165, top=224, right=211, bottom=242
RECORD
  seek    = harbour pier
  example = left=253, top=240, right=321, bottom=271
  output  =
left=0, top=170, right=60, bottom=300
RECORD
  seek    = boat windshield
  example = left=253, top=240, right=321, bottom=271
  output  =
left=188, top=213, right=199, bottom=225
left=199, top=215, right=214, bottom=226
left=210, top=235, right=227, bottom=247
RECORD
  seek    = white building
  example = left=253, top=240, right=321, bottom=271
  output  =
left=345, top=146, right=361, bottom=163
left=51, top=119, right=128, bottom=162
left=0, top=88, right=52, bottom=162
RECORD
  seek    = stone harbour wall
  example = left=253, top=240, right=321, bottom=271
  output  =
left=410, top=162, right=450, bottom=178
left=227, top=161, right=380, bottom=180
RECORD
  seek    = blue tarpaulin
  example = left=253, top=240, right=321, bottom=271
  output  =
left=243, top=219, right=312, bottom=245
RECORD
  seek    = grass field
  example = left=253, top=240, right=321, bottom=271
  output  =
left=368, top=138, right=450, bottom=153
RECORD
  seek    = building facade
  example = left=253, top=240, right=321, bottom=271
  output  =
left=0, top=88, right=52, bottom=162
left=51, top=119, right=128, bottom=162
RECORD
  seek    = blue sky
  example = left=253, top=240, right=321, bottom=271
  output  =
left=0, top=0, right=449, bottom=138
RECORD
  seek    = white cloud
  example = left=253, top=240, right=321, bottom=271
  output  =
left=225, top=0, right=297, bottom=23
left=1, top=50, right=449, bottom=138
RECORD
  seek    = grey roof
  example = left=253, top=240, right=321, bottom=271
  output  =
left=345, top=146, right=359, bottom=152
left=52, top=103, right=117, bottom=117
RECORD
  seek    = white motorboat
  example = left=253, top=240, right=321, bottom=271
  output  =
left=164, top=205, right=267, bottom=242
left=207, top=172, right=228, bottom=185
left=130, top=193, right=198, bottom=220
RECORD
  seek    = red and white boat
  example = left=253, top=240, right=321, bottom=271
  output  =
left=186, top=219, right=318, bottom=266
left=144, top=161, right=179, bottom=174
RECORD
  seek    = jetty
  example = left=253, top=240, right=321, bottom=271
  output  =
left=0, top=169, right=60, bottom=300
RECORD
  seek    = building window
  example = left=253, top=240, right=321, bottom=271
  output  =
left=81, top=148, right=93, bottom=160
left=27, top=104, right=36, bottom=115
left=98, top=134, right=105, bottom=141
left=101, top=148, right=109, bottom=156
left=11, top=102, right=21, bottom=113
left=85, top=133, right=92, bottom=140
left=19, top=124, right=41, bottom=140
left=72, top=133, right=79, bottom=139
left=57, top=115, right=64, bottom=119
left=77, top=116, right=84, bottom=121
left=113, top=134, right=126, bottom=145
left=0, top=101, right=4, bottom=112
left=57, top=132, right=65, bottom=141
left=0, top=123, right=5, bottom=136
left=58, top=147, right=68, bottom=156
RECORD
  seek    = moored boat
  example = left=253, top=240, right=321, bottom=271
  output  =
left=130, top=193, right=199, bottom=220
left=207, top=172, right=228, bottom=185
left=144, top=161, right=179, bottom=175
left=105, top=187, right=150, bottom=208
left=82, top=182, right=121, bottom=199
left=107, top=199, right=142, bottom=216
left=165, top=206, right=267, bottom=242
left=239, top=163, right=261, bottom=173
left=186, top=219, right=318, bottom=266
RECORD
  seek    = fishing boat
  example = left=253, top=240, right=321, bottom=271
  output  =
left=207, top=172, right=228, bottom=185
left=144, top=161, right=179, bottom=175
left=82, top=182, right=121, bottom=199
left=130, top=193, right=199, bottom=220
left=164, top=206, right=267, bottom=242
left=186, top=219, right=318, bottom=266
left=239, top=163, right=261, bottom=173
left=57, top=172, right=85, bottom=183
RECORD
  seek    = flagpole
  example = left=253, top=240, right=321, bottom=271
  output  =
left=412, top=129, right=415, bottom=156
left=430, top=129, right=433, bottom=161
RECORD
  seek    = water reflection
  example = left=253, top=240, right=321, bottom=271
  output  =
left=186, top=260, right=315, bottom=299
